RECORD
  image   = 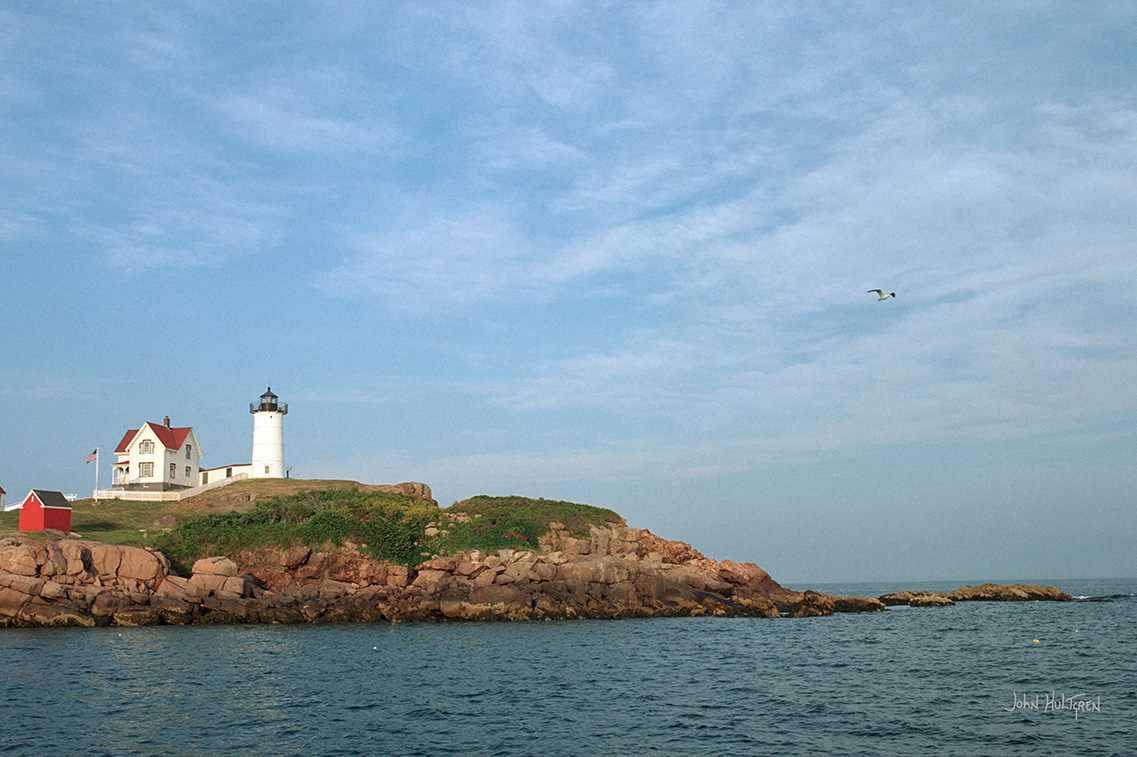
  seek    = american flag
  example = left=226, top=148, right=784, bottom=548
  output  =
left=86, top=449, right=97, bottom=464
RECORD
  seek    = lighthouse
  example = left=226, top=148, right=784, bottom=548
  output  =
left=250, top=387, right=287, bottom=478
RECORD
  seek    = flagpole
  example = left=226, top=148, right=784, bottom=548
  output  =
left=94, top=448, right=99, bottom=503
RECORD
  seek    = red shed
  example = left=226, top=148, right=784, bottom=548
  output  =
left=18, top=490, right=73, bottom=532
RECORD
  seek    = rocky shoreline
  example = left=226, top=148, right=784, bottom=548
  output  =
left=0, top=524, right=1071, bottom=628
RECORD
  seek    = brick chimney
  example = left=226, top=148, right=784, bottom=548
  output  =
left=163, top=415, right=171, bottom=428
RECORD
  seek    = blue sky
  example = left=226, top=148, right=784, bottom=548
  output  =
left=2, top=2, right=1135, bottom=583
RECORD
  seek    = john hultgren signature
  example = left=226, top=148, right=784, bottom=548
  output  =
left=1005, top=691, right=1102, bottom=720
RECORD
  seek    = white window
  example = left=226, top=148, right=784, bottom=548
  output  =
left=170, top=463, right=177, bottom=478
left=186, top=444, right=192, bottom=459
left=265, top=465, right=270, bottom=474
left=139, top=439, right=154, bottom=454
left=186, top=466, right=191, bottom=478
left=140, top=462, right=154, bottom=477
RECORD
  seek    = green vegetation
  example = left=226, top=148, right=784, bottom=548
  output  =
left=154, top=491, right=621, bottom=572
left=2, top=481, right=624, bottom=573
left=153, top=489, right=438, bottom=573
left=425, top=495, right=622, bottom=555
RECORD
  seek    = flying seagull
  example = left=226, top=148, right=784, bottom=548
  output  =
left=867, top=289, right=895, bottom=301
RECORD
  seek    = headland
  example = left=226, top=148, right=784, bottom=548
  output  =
left=0, top=480, right=1071, bottom=628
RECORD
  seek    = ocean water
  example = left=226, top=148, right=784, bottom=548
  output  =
left=1, top=578, right=1133, bottom=756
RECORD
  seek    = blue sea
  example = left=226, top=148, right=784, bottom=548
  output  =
left=1, top=578, right=1133, bottom=756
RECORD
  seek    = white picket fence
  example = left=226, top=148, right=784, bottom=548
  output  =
left=94, top=473, right=248, bottom=502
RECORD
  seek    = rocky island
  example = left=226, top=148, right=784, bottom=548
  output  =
left=0, top=481, right=1071, bottom=628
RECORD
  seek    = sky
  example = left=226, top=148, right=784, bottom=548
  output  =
left=2, top=2, right=1136, bottom=584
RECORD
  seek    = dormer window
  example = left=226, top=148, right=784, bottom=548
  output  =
left=139, top=439, right=154, bottom=454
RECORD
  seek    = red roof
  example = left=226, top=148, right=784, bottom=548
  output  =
left=114, top=422, right=194, bottom=454
left=0, top=485, right=5, bottom=494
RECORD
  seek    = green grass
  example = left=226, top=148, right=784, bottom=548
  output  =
left=2, top=498, right=176, bottom=547
left=0, top=479, right=406, bottom=547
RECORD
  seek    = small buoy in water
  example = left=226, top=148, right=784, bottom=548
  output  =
left=372, top=646, right=378, bottom=650
left=1032, top=639, right=1040, bottom=643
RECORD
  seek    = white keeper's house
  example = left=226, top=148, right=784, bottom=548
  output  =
left=112, top=417, right=202, bottom=492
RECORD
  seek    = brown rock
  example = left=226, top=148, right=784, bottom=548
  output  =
left=59, top=541, right=93, bottom=576
left=192, top=556, right=240, bottom=577
left=279, top=545, right=312, bottom=570
left=87, top=543, right=122, bottom=576
left=636, top=531, right=706, bottom=564
left=152, top=595, right=197, bottom=623
left=948, top=583, right=1072, bottom=602
left=40, top=544, right=69, bottom=577
left=21, top=600, right=97, bottom=627
left=1, top=574, right=46, bottom=597
left=418, top=556, right=457, bottom=572
left=40, top=580, right=68, bottom=600
left=455, top=561, right=483, bottom=577
left=831, top=596, right=886, bottom=612
left=221, top=576, right=250, bottom=597
left=113, top=609, right=162, bottom=627
left=909, top=593, right=955, bottom=607
left=188, top=573, right=230, bottom=595
left=90, top=590, right=132, bottom=618
left=117, top=547, right=165, bottom=587
left=0, top=587, right=31, bottom=617
left=880, top=590, right=954, bottom=607
left=154, top=575, right=194, bottom=600
left=468, top=584, right=525, bottom=607
left=411, top=569, right=451, bottom=592
left=0, top=544, right=40, bottom=577
left=386, top=565, right=411, bottom=588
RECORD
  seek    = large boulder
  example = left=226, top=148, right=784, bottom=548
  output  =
left=192, top=556, right=239, bottom=577
left=117, top=547, right=167, bottom=588
left=0, top=542, right=40, bottom=577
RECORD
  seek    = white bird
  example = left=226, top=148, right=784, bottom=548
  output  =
left=867, top=289, right=895, bottom=301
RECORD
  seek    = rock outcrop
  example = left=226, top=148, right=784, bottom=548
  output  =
left=0, top=523, right=888, bottom=627
left=948, top=583, right=1071, bottom=602
left=0, top=539, right=172, bottom=627
left=3, top=528, right=1071, bottom=628
left=880, top=590, right=956, bottom=607
left=880, top=583, right=1072, bottom=607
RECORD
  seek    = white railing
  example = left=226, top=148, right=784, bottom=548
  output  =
left=94, top=473, right=248, bottom=502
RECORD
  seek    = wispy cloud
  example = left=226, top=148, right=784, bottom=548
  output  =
left=215, top=66, right=408, bottom=157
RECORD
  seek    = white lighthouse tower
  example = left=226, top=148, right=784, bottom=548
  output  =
left=250, top=387, right=287, bottom=478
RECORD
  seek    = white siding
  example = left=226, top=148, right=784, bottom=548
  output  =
left=114, top=425, right=202, bottom=489
left=251, top=410, right=285, bottom=478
